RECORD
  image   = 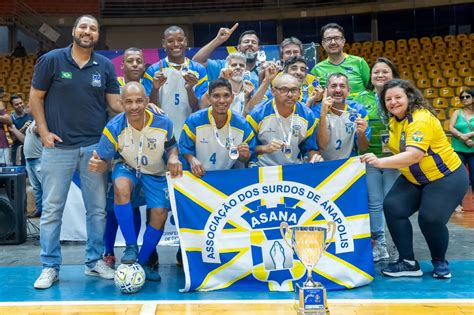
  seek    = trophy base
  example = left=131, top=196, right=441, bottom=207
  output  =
left=295, top=283, right=329, bottom=315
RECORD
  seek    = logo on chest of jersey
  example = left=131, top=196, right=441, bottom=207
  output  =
left=91, top=72, right=102, bottom=87
left=262, top=127, right=276, bottom=135
left=291, top=125, right=301, bottom=137
left=147, top=138, right=157, bottom=150
left=200, top=138, right=209, bottom=144
left=343, top=66, right=354, bottom=74
left=345, top=123, right=355, bottom=134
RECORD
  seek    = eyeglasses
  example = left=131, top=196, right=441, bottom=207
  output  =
left=322, top=36, right=344, bottom=44
left=274, top=87, right=300, bottom=95
left=461, top=95, right=472, bottom=100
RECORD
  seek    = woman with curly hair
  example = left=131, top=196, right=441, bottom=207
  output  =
left=361, top=79, right=468, bottom=279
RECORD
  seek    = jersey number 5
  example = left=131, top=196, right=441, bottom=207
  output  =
left=174, top=93, right=180, bottom=105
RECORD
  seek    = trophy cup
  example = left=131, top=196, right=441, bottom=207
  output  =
left=280, top=221, right=336, bottom=315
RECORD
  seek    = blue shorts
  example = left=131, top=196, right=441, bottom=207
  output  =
left=112, top=163, right=170, bottom=209
left=105, top=172, right=146, bottom=211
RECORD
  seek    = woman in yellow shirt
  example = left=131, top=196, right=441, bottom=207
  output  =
left=361, top=79, right=468, bottom=279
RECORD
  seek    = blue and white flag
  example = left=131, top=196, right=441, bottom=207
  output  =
left=167, top=158, right=374, bottom=292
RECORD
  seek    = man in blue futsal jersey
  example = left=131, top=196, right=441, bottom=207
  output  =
left=89, top=82, right=182, bottom=281
left=179, top=78, right=256, bottom=177
left=247, top=74, right=323, bottom=166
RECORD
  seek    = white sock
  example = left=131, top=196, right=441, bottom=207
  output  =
left=403, top=259, right=415, bottom=266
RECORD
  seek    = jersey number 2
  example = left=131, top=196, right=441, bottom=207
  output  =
left=335, top=139, right=342, bottom=150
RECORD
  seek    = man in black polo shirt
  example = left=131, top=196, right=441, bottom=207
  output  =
left=29, top=15, right=121, bottom=289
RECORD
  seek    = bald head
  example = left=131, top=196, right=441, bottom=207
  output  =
left=121, top=82, right=148, bottom=124
left=164, top=25, right=185, bottom=37
left=273, top=73, right=299, bottom=88
left=122, top=82, right=146, bottom=98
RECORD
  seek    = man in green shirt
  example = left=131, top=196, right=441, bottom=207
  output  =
left=311, top=23, right=370, bottom=99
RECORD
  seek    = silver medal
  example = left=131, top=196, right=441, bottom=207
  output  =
left=229, top=146, right=239, bottom=160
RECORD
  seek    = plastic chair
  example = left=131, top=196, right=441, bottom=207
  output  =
left=451, top=97, right=462, bottom=108
left=417, top=77, right=431, bottom=89
left=444, top=53, right=457, bottom=62
left=423, top=87, right=438, bottom=99
left=465, top=76, right=474, bottom=87
left=7, top=84, right=21, bottom=93
left=455, top=87, right=468, bottom=96
left=443, top=68, right=457, bottom=78
left=413, top=70, right=428, bottom=80
left=444, top=35, right=456, bottom=42
left=448, top=77, right=463, bottom=87
left=456, top=34, right=468, bottom=41
left=458, top=67, right=472, bottom=78
left=412, top=63, right=425, bottom=72
left=439, top=87, right=455, bottom=98
left=428, top=68, right=442, bottom=79
left=431, top=54, right=444, bottom=63
left=440, top=61, right=454, bottom=70
left=432, top=97, right=448, bottom=109
left=432, top=76, right=447, bottom=88
left=420, top=37, right=431, bottom=45
left=405, top=55, right=416, bottom=65
left=425, top=62, right=440, bottom=71
left=455, top=60, right=469, bottom=69
left=7, top=77, right=19, bottom=85
left=432, top=36, right=443, bottom=43
left=449, top=107, right=458, bottom=118
left=417, top=55, right=430, bottom=64
left=459, top=52, right=471, bottom=61
left=434, top=109, right=446, bottom=120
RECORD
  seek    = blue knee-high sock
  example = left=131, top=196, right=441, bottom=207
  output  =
left=138, top=225, right=163, bottom=265
left=114, top=202, right=137, bottom=246
left=103, top=210, right=119, bottom=255
left=132, top=207, right=142, bottom=238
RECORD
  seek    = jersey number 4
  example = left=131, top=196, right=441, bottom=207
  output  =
left=209, top=153, right=217, bottom=165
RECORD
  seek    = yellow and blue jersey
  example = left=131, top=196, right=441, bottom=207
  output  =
left=247, top=99, right=318, bottom=166
left=97, top=109, right=176, bottom=176
left=388, top=108, right=462, bottom=185
left=179, top=107, right=255, bottom=170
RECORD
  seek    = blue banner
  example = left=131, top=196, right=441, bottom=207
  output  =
left=167, top=158, right=374, bottom=292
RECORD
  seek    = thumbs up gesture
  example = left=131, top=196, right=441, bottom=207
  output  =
left=88, top=150, right=109, bottom=173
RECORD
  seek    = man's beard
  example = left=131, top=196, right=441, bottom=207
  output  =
left=73, top=35, right=96, bottom=49
left=231, top=74, right=243, bottom=82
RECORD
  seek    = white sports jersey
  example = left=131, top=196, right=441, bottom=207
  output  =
left=97, top=110, right=176, bottom=176
left=247, top=99, right=318, bottom=167
left=179, top=107, right=255, bottom=170
left=230, top=90, right=246, bottom=115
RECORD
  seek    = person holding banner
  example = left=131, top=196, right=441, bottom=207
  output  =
left=247, top=74, right=322, bottom=166
left=314, top=72, right=370, bottom=161
left=354, top=57, right=400, bottom=262
left=179, top=78, right=256, bottom=177
left=361, top=79, right=468, bottom=279
left=89, top=82, right=182, bottom=281
left=143, top=26, right=208, bottom=139
left=192, top=23, right=261, bottom=89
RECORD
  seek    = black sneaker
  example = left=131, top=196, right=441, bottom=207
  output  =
left=382, top=259, right=423, bottom=277
left=432, top=260, right=451, bottom=279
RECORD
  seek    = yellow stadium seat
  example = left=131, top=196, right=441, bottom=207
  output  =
left=400, top=70, right=413, bottom=80
left=423, top=88, right=438, bottom=99
left=397, top=38, right=408, bottom=47
left=0, top=78, right=5, bottom=86
left=432, top=36, right=443, bottom=43
left=459, top=67, right=472, bottom=78
left=408, top=50, right=419, bottom=57
left=412, top=63, right=425, bottom=72
left=408, top=38, right=419, bottom=46
left=10, top=70, right=22, bottom=78
left=431, top=54, right=444, bottom=63
left=435, top=42, right=447, bottom=50
left=443, top=67, right=457, bottom=78
left=455, top=87, right=468, bottom=96
left=399, top=64, right=411, bottom=72
left=434, top=108, right=446, bottom=120
left=428, top=68, right=442, bottom=79
left=372, top=46, right=383, bottom=54
left=0, top=70, right=8, bottom=78
left=395, top=51, right=406, bottom=59
left=351, top=42, right=361, bottom=49
left=433, top=98, right=448, bottom=109
left=12, top=64, right=23, bottom=71
left=455, top=60, right=469, bottom=69
left=462, top=46, right=473, bottom=54
left=413, top=70, right=427, bottom=80
left=471, top=60, right=474, bottom=68
left=12, top=58, right=23, bottom=65
left=7, top=77, right=19, bottom=85
left=440, top=61, right=454, bottom=70
left=421, top=43, right=434, bottom=51
left=465, top=76, right=474, bottom=87
left=1, top=92, right=10, bottom=102
left=420, top=37, right=431, bottom=45
left=373, top=41, right=384, bottom=49
left=349, top=48, right=359, bottom=55
left=444, top=35, right=456, bottom=42
left=448, top=76, right=463, bottom=87
left=432, top=76, right=447, bottom=88
left=23, top=70, right=33, bottom=78
left=417, top=55, right=430, bottom=64
left=425, top=62, right=440, bottom=71
left=449, top=107, right=458, bottom=118
left=460, top=39, right=472, bottom=47
left=362, top=41, right=372, bottom=48
left=0, top=64, right=11, bottom=72
left=405, top=56, right=416, bottom=65
left=8, top=84, right=20, bottom=93
left=451, top=96, right=462, bottom=108
left=21, top=85, right=31, bottom=93
left=456, top=34, right=468, bottom=41
left=459, top=52, right=471, bottom=61
left=440, top=87, right=455, bottom=98
left=445, top=53, right=458, bottom=62
left=20, top=77, right=31, bottom=85
left=469, top=34, right=474, bottom=40
left=448, top=47, right=461, bottom=55
left=417, top=77, right=431, bottom=89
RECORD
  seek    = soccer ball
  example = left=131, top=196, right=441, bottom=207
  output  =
left=114, top=263, right=146, bottom=294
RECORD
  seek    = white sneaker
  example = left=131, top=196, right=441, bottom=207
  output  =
left=373, top=243, right=390, bottom=262
left=85, top=259, right=115, bottom=279
left=34, top=268, right=59, bottom=289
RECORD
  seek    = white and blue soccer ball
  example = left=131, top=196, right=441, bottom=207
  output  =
left=114, top=263, right=146, bottom=294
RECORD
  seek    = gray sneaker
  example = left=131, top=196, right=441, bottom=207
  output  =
left=34, top=268, right=59, bottom=289
left=85, top=259, right=115, bottom=279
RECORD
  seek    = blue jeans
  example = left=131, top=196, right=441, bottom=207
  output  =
left=26, top=158, right=43, bottom=213
left=366, top=164, right=399, bottom=244
left=40, top=143, right=107, bottom=270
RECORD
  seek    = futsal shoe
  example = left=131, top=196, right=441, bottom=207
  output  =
left=432, top=260, right=452, bottom=279
left=34, top=268, right=59, bottom=289
left=142, top=264, right=162, bottom=282
left=121, top=245, right=139, bottom=264
left=85, top=259, right=115, bottom=279
left=382, top=259, right=423, bottom=277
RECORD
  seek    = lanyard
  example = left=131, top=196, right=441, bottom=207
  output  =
left=375, top=93, right=389, bottom=128
left=126, top=113, right=148, bottom=178
left=165, top=57, right=189, bottom=73
left=272, top=100, right=295, bottom=146
left=209, top=108, right=233, bottom=149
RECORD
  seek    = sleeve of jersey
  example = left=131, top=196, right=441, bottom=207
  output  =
left=405, top=119, right=433, bottom=153
left=302, top=112, right=318, bottom=152
left=193, top=64, right=209, bottom=100
left=164, top=117, right=177, bottom=152
left=31, top=53, right=55, bottom=91
left=178, top=118, right=197, bottom=155
left=96, top=126, right=118, bottom=160
left=360, top=59, right=371, bottom=89
left=246, top=111, right=261, bottom=145
left=142, top=66, right=156, bottom=97
left=105, top=62, right=120, bottom=94
left=242, top=121, right=256, bottom=156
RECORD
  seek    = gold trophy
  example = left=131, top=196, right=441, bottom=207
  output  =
left=280, top=222, right=336, bottom=315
